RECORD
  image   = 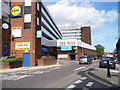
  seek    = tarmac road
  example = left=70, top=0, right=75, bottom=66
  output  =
left=2, top=60, right=117, bottom=89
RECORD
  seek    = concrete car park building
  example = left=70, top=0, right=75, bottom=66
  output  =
left=10, top=0, right=62, bottom=67
left=0, top=0, right=10, bottom=57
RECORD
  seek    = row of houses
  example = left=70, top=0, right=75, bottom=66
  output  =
left=0, top=0, right=96, bottom=67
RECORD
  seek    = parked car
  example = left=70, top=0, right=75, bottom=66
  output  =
left=79, top=55, right=92, bottom=64
left=99, top=56, right=116, bottom=69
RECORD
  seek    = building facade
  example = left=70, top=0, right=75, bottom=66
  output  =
left=116, top=1, right=120, bottom=63
left=59, top=25, right=81, bottom=40
left=58, top=25, right=96, bottom=61
left=0, top=0, right=10, bottom=57
left=10, top=0, right=62, bottom=66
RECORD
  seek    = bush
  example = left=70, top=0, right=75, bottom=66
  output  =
left=1, top=57, right=22, bottom=62
left=40, top=56, right=55, bottom=60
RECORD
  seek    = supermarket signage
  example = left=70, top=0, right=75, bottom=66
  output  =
left=10, top=5, right=22, bottom=17
left=58, top=54, right=68, bottom=58
left=73, top=47, right=78, bottom=50
left=12, top=27, right=22, bottom=37
left=15, top=42, right=30, bottom=50
left=61, top=46, right=72, bottom=51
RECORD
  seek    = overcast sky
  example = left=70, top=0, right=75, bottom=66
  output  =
left=46, top=0, right=118, bottom=52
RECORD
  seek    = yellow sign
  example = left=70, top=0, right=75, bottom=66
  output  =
left=10, top=5, right=22, bottom=17
left=15, top=42, right=30, bottom=50
left=73, top=47, right=78, bottom=50
left=58, top=54, right=68, bottom=58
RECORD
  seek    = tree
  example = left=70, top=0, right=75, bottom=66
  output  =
left=95, top=44, right=105, bottom=57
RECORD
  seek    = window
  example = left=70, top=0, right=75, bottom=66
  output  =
left=24, top=23, right=31, bottom=29
left=24, top=6, right=31, bottom=14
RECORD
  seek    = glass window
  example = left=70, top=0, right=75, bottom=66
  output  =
left=24, top=23, right=31, bottom=29
left=24, top=6, right=31, bottom=14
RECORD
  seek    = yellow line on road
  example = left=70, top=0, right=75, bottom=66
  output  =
left=85, top=71, right=112, bottom=87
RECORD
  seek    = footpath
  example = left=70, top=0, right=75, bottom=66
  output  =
left=0, top=64, right=62, bottom=73
left=0, top=60, right=77, bottom=74
left=90, top=64, right=120, bottom=87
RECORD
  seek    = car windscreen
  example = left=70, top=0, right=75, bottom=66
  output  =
left=101, top=57, right=114, bottom=61
left=80, top=56, right=87, bottom=59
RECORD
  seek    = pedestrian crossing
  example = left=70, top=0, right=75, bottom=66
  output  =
left=67, top=76, right=94, bottom=89
left=1, top=67, right=61, bottom=81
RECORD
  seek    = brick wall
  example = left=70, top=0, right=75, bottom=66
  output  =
left=81, top=26, right=91, bottom=45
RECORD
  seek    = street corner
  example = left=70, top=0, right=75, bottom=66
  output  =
left=89, top=67, right=119, bottom=86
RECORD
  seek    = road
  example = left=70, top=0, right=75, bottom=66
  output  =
left=2, top=60, right=116, bottom=89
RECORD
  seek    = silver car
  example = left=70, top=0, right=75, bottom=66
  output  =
left=79, top=55, right=92, bottom=64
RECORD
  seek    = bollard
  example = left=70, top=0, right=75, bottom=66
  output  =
left=107, top=60, right=111, bottom=78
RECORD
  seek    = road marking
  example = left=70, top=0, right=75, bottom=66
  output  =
left=81, top=77, right=87, bottom=80
left=86, top=82, right=93, bottom=86
left=75, top=67, right=85, bottom=71
left=95, top=68, right=98, bottom=69
left=85, top=71, right=112, bottom=87
left=75, top=80, right=82, bottom=84
left=40, top=71, right=44, bottom=74
left=67, top=85, right=76, bottom=88
left=50, top=67, right=60, bottom=71
left=13, top=75, right=27, bottom=81
left=43, top=71, right=50, bottom=73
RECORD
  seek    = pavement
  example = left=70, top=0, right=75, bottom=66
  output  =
left=90, top=64, right=120, bottom=86
left=0, top=60, right=77, bottom=73
left=0, top=64, right=62, bottom=73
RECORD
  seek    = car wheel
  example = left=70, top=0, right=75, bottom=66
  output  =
left=79, top=62, right=81, bottom=65
left=99, top=65, right=102, bottom=68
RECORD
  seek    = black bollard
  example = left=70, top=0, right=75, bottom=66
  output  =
left=107, top=60, right=111, bottom=78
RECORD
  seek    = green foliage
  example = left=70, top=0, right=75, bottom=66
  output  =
left=40, top=56, right=55, bottom=60
left=95, top=44, right=105, bottom=57
left=1, top=57, right=22, bottom=62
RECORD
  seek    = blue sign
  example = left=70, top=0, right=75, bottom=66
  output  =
left=42, top=48, right=48, bottom=52
left=10, top=5, right=22, bottom=17
left=61, top=46, right=72, bottom=51
left=37, top=30, right=42, bottom=38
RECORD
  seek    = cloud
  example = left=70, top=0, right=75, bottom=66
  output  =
left=47, top=0, right=118, bottom=29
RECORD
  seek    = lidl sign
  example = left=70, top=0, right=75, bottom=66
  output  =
left=10, top=5, right=22, bottom=17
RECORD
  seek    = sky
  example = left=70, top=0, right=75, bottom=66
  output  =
left=45, top=0, right=118, bottom=52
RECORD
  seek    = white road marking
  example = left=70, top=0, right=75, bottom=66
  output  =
left=54, top=67, right=60, bottom=69
left=86, top=82, right=93, bottom=87
left=67, top=85, right=76, bottom=88
left=75, top=80, right=82, bottom=84
left=95, top=68, right=98, bottom=69
left=40, top=71, right=44, bottom=74
left=13, top=75, right=27, bottom=81
left=43, top=71, right=50, bottom=73
left=50, top=67, right=60, bottom=71
left=81, top=77, right=87, bottom=80
left=74, top=67, right=85, bottom=71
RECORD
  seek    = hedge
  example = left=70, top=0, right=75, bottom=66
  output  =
left=1, top=57, right=22, bottom=62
